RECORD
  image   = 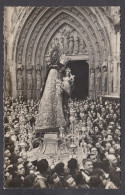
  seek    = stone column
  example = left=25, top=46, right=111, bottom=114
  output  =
left=108, top=59, right=114, bottom=95
left=113, top=33, right=118, bottom=95
left=102, top=64, right=108, bottom=95
left=11, top=61, right=17, bottom=97
left=89, top=66, right=95, bottom=99
left=16, top=64, right=24, bottom=97
left=116, top=31, right=120, bottom=96
left=36, top=65, right=42, bottom=99
left=95, top=63, right=101, bottom=97
left=26, top=66, right=33, bottom=99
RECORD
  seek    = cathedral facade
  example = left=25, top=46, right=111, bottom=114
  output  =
left=4, top=6, right=120, bottom=100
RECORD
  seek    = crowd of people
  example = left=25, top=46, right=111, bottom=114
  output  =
left=4, top=96, right=121, bottom=189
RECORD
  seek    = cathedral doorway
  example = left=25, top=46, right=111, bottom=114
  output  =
left=67, top=60, right=89, bottom=100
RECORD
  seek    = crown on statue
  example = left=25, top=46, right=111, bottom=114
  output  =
left=59, top=54, right=70, bottom=66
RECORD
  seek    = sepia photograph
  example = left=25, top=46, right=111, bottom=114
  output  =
left=4, top=6, right=121, bottom=189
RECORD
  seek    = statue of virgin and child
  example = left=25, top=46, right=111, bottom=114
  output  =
left=35, top=46, right=75, bottom=131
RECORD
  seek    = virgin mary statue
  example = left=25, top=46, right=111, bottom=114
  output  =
left=35, top=47, right=70, bottom=131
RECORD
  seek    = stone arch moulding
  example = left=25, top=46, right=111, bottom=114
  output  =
left=33, top=7, right=112, bottom=66
left=13, top=7, right=113, bottom=69
left=12, top=7, right=114, bottom=99
left=38, top=21, right=91, bottom=64
left=34, top=10, right=101, bottom=63
left=34, top=17, right=97, bottom=67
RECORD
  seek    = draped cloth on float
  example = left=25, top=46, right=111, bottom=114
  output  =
left=35, top=68, right=66, bottom=130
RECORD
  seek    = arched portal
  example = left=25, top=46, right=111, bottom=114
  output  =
left=4, top=7, right=120, bottom=99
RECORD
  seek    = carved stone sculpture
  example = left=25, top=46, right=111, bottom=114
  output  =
left=28, top=53, right=31, bottom=64
left=17, top=69, right=24, bottom=90
left=102, top=66, right=108, bottom=94
left=27, top=70, right=33, bottom=90
left=63, top=31, right=69, bottom=54
left=36, top=70, right=41, bottom=90
left=73, top=32, right=79, bottom=54
left=96, top=67, right=101, bottom=91
left=17, top=51, right=22, bottom=64
left=5, top=70, right=11, bottom=97
left=59, top=35, right=64, bottom=50
left=110, top=6, right=120, bottom=25
left=79, top=40, right=87, bottom=54
left=69, top=34, right=74, bottom=55
left=54, top=37, right=59, bottom=46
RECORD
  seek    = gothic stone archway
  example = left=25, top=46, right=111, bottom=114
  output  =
left=4, top=7, right=120, bottom=99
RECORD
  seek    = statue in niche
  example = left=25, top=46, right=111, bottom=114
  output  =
left=111, top=6, right=120, bottom=24
left=37, top=54, right=41, bottom=65
left=15, top=7, right=22, bottom=14
left=59, top=35, right=64, bottom=52
left=28, top=53, right=31, bottom=64
left=96, top=67, right=101, bottom=91
left=73, top=32, right=79, bottom=54
left=47, top=44, right=52, bottom=56
left=79, top=39, right=87, bottom=54
left=90, top=68, right=95, bottom=90
left=102, top=66, right=108, bottom=94
left=18, top=45, right=23, bottom=54
left=27, top=70, right=33, bottom=90
left=20, top=37, right=25, bottom=48
left=110, top=61, right=114, bottom=93
left=5, top=69, right=11, bottom=97
left=94, top=21, right=101, bottom=32
left=17, top=69, right=24, bottom=90
left=23, top=28, right=28, bottom=37
left=54, top=37, right=59, bottom=46
left=18, top=52, right=22, bottom=64
left=68, top=33, right=74, bottom=55
left=63, top=30, right=69, bottom=54
left=36, top=70, right=41, bottom=90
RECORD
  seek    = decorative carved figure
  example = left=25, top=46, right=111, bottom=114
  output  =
left=27, top=70, right=33, bottom=90
left=36, top=70, right=41, bottom=90
left=46, top=44, right=52, bottom=56
left=63, top=31, right=69, bottom=54
left=110, top=6, right=120, bottom=24
left=79, top=40, right=87, bottom=54
left=17, top=69, right=24, bottom=90
left=17, top=51, right=22, bottom=64
left=54, top=37, right=59, bottom=46
left=28, top=53, right=31, bottom=64
left=73, top=32, right=79, bottom=54
left=102, top=66, right=108, bottom=94
left=94, top=21, right=101, bottom=32
left=59, top=35, right=64, bottom=52
left=96, top=67, right=101, bottom=91
left=5, top=70, right=11, bottom=97
left=69, top=34, right=74, bottom=55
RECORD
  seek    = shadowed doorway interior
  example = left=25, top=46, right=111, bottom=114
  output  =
left=67, top=60, right=89, bottom=100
